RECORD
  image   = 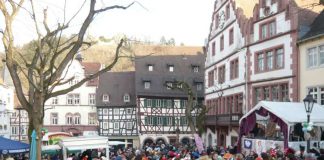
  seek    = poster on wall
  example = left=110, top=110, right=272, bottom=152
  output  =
left=244, top=139, right=252, bottom=149
left=194, top=134, right=204, bottom=153
left=255, top=139, right=266, bottom=155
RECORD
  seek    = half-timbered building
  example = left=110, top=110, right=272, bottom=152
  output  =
left=96, top=71, right=139, bottom=148
left=135, top=54, right=205, bottom=146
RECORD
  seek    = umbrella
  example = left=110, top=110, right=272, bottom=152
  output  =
left=29, top=130, right=37, bottom=160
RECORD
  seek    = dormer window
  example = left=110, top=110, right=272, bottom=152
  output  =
left=193, top=66, right=199, bottom=73
left=102, top=94, right=110, bottom=102
left=124, top=94, right=130, bottom=102
left=148, top=64, right=153, bottom=71
left=197, top=83, right=203, bottom=91
left=168, top=65, right=174, bottom=72
left=144, top=81, right=151, bottom=89
left=166, top=82, right=173, bottom=90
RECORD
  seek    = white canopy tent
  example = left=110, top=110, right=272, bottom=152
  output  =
left=238, top=101, right=324, bottom=151
left=59, top=136, right=131, bottom=160
left=240, top=101, right=324, bottom=126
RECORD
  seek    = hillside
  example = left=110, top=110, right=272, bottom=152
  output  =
left=82, top=44, right=204, bottom=71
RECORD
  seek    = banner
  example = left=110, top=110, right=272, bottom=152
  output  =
left=194, top=134, right=204, bottom=153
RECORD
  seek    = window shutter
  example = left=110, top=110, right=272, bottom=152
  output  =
left=172, top=117, right=175, bottom=126
left=163, top=117, right=167, bottom=126
left=180, top=100, right=184, bottom=108
left=144, top=99, right=147, bottom=107
left=153, top=117, right=157, bottom=125
left=152, top=99, right=156, bottom=108
left=163, top=99, right=167, bottom=108
left=144, top=117, right=148, bottom=125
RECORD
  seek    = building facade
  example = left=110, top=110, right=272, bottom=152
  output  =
left=135, top=54, right=205, bottom=146
left=43, top=56, right=100, bottom=136
left=10, top=106, right=29, bottom=142
left=204, top=0, right=319, bottom=147
left=0, top=84, right=14, bottom=138
left=298, top=11, right=324, bottom=106
left=96, top=71, right=139, bottom=148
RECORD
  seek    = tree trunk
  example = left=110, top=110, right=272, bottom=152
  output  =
left=29, top=92, right=45, bottom=160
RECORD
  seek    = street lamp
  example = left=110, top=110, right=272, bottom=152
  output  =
left=176, top=127, right=180, bottom=145
left=303, top=92, right=316, bottom=152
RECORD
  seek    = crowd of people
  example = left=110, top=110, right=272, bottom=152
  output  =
left=106, top=142, right=324, bottom=160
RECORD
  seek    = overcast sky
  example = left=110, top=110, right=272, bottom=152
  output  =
left=0, top=0, right=215, bottom=50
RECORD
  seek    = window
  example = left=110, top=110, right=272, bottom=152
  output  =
left=126, top=108, right=132, bottom=114
left=103, top=122, right=108, bottom=129
left=308, top=87, right=324, bottom=105
left=212, top=42, right=216, bottom=56
left=197, top=83, right=203, bottom=91
left=226, top=4, right=230, bottom=20
left=126, top=122, right=132, bottom=130
left=276, top=48, right=284, bottom=68
left=51, top=113, right=58, bottom=125
left=168, top=65, right=174, bottom=72
left=144, top=81, right=151, bottom=89
left=74, top=113, right=81, bottom=125
left=102, top=94, right=109, bottom=102
left=157, top=117, right=163, bottom=125
left=269, top=21, right=276, bottom=37
left=52, top=97, right=58, bottom=105
left=166, top=82, right=173, bottom=90
left=193, top=66, right=199, bottom=72
left=89, top=94, right=96, bottom=105
left=208, top=70, right=214, bottom=87
left=166, top=100, right=172, bottom=108
left=254, top=83, right=289, bottom=105
left=220, top=35, right=224, bottom=51
left=167, top=117, right=173, bottom=126
left=229, top=28, right=234, bottom=45
left=218, top=65, right=226, bottom=84
left=307, top=45, right=324, bottom=68
left=113, top=122, right=119, bottom=129
left=114, top=109, right=119, bottom=115
left=124, top=94, right=130, bottom=102
left=103, top=109, right=108, bottom=115
left=230, top=59, right=239, bottom=79
left=67, top=94, right=80, bottom=105
left=256, top=47, right=284, bottom=73
left=11, top=126, right=18, bottom=135
left=4, top=125, right=7, bottom=130
left=257, top=53, right=265, bottom=72
left=260, top=20, right=276, bottom=40
left=148, top=65, right=153, bottom=71
left=147, top=99, right=152, bottom=107
left=66, top=113, right=73, bottom=125
left=88, top=113, right=96, bottom=125
left=266, top=51, right=273, bottom=70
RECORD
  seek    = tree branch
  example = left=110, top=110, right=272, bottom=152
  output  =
left=47, top=39, right=124, bottom=99
left=94, top=2, right=135, bottom=13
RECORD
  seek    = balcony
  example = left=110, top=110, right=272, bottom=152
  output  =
left=205, top=113, right=243, bottom=127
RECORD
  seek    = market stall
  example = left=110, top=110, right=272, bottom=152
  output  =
left=238, top=101, right=324, bottom=153
left=0, top=136, right=29, bottom=154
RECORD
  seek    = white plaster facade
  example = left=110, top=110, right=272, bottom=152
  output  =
left=43, top=58, right=99, bottom=136
left=0, top=84, right=14, bottom=138
left=204, top=0, right=246, bottom=147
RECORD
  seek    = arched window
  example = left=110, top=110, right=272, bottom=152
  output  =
left=66, top=113, right=73, bottom=125
left=74, top=113, right=81, bottom=125
left=124, top=93, right=130, bottom=102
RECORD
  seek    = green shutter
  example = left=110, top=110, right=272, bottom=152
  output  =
left=172, top=117, right=175, bottom=126
left=153, top=117, right=157, bottom=125
left=144, top=99, right=147, bottom=107
left=144, top=117, right=148, bottom=125
left=163, top=117, right=167, bottom=126
left=180, top=117, right=183, bottom=125
left=180, top=100, right=184, bottom=108
left=152, top=99, right=156, bottom=108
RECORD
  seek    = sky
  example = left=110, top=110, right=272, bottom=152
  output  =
left=0, top=0, right=215, bottom=50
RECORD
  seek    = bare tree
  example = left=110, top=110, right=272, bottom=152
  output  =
left=0, top=0, right=136, bottom=159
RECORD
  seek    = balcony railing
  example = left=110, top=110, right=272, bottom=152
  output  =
left=205, top=113, right=243, bottom=126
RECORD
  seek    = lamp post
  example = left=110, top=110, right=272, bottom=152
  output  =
left=176, top=127, right=180, bottom=145
left=303, top=92, right=316, bottom=153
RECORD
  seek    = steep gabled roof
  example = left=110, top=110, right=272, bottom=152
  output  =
left=300, top=10, right=324, bottom=42
left=81, top=62, right=101, bottom=86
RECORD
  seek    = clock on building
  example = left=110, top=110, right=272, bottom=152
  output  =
left=218, top=11, right=226, bottom=29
